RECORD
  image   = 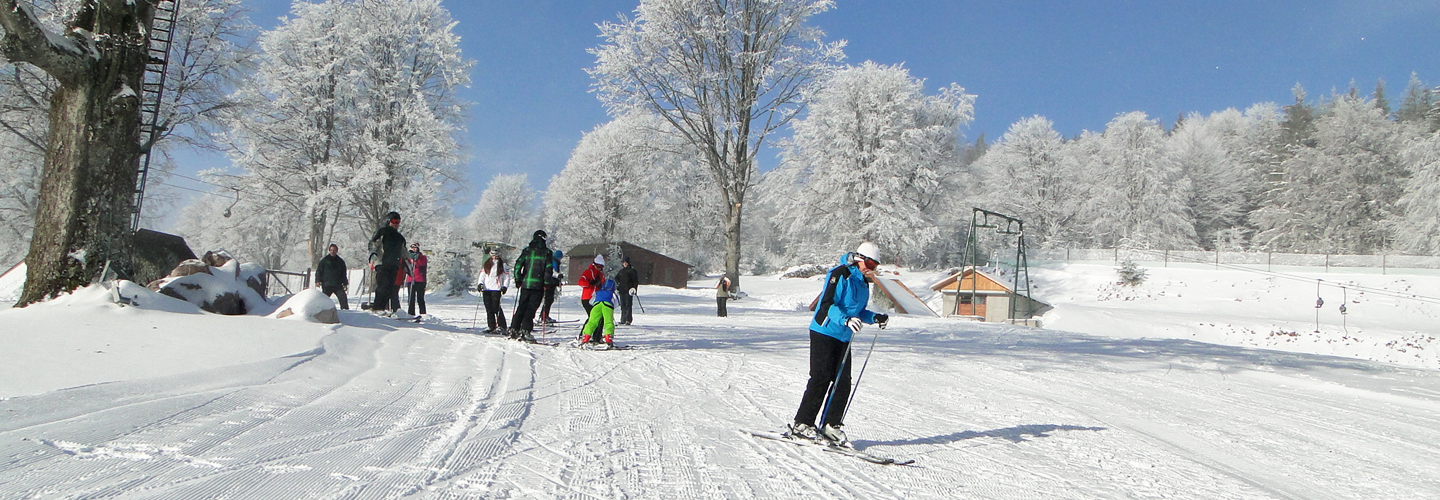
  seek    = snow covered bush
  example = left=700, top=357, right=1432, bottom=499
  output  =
left=1116, top=260, right=1148, bottom=287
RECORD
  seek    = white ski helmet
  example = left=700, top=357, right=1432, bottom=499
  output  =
left=854, top=241, right=882, bottom=263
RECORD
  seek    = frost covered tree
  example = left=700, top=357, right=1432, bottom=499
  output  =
left=1170, top=113, right=1247, bottom=250
left=589, top=0, right=844, bottom=290
left=341, top=0, right=469, bottom=239
left=973, top=115, right=1078, bottom=248
left=222, top=0, right=469, bottom=268
left=1081, top=112, right=1196, bottom=250
left=1254, top=95, right=1412, bottom=254
left=0, top=0, right=165, bottom=305
left=1394, top=131, right=1440, bottom=254
left=767, top=61, right=973, bottom=265
left=1175, top=105, right=1283, bottom=250
left=468, top=173, right=539, bottom=249
left=546, top=114, right=670, bottom=246
left=0, top=0, right=253, bottom=289
left=1397, top=73, right=1439, bottom=133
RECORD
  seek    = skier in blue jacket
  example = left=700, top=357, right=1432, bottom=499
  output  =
left=787, top=242, right=889, bottom=447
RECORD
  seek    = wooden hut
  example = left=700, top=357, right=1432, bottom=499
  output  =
left=566, top=242, right=692, bottom=289
left=930, top=267, right=1051, bottom=324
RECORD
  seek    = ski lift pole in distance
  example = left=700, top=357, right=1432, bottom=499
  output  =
left=1314, top=279, right=1323, bottom=334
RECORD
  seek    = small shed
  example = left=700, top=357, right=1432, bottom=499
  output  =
left=566, top=241, right=692, bottom=289
left=930, top=267, right=1051, bottom=324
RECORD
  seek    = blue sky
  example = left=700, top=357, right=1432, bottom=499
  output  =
left=169, top=0, right=1440, bottom=218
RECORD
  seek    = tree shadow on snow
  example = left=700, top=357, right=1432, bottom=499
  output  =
left=853, top=423, right=1106, bottom=449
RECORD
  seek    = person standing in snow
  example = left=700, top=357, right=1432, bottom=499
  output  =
left=578, top=254, right=606, bottom=315
left=369, top=211, right=406, bottom=316
left=510, top=230, right=551, bottom=341
left=715, top=276, right=732, bottom=317
left=615, top=256, right=639, bottom=325
left=406, top=242, right=428, bottom=317
left=539, top=249, right=563, bottom=324
left=476, top=249, right=510, bottom=334
left=786, top=242, right=889, bottom=448
left=577, top=276, right=618, bottom=348
left=316, top=243, right=350, bottom=310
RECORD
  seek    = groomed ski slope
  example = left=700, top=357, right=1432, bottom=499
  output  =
left=2, top=264, right=1440, bottom=499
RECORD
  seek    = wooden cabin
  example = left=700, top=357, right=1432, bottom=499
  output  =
left=566, top=241, right=692, bottom=289
left=930, top=267, right=1051, bottom=324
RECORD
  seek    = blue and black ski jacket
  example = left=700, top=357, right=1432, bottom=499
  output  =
left=810, top=252, right=878, bottom=343
left=592, top=278, right=617, bottom=306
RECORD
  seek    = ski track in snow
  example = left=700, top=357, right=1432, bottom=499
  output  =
left=4, top=288, right=1440, bottom=498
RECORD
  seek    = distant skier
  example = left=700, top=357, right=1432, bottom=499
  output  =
left=477, top=249, right=510, bottom=334
left=715, top=276, right=732, bottom=317
left=316, top=243, right=350, bottom=310
left=577, top=276, right=618, bottom=348
left=786, top=242, right=889, bottom=448
left=578, top=254, right=606, bottom=316
left=406, top=242, right=428, bottom=317
left=615, top=256, right=639, bottom=325
left=369, top=211, right=406, bottom=316
left=539, top=249, right=563, bottom=324
left=510, top=230, right=552, bottom=342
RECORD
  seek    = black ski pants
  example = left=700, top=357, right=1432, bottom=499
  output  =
left=618, top=292, right=634, bottom=324
left=539, top=284, right=557, bottom=321
left=794, top=330, right=852, bottom=429
left=374, top=263, right=400, bottom=312
left=408, top=282, right=427, bottom=315
left=514, top=287, right=545, bottom=333
left=483, top=290, right=507, bottom=331
left=322, top=285, right=349, bottom=310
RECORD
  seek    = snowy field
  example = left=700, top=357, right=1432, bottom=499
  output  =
left=3, top=263, right=1440, bottom=499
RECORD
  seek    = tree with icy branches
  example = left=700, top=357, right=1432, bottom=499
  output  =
left=588, top=0, right=844, bottom=291
left=767, top=61, right=972, bottom=265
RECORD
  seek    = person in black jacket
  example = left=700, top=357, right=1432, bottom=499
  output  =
left=615, top=256, right=639, bottom=325
left=369, top=211, right=406, bottom=316
left=316, top=243, right=349, bottom=310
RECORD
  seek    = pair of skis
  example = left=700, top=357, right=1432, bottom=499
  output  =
left=746, top=430, right=913, bottom=466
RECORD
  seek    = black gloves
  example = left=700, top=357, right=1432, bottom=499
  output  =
left=874, top=314, right=889, bottom=329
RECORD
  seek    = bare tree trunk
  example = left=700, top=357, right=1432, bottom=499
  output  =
left=3, top=0, right=156, bottom=306
left=723, top=198, right=743, bottom=293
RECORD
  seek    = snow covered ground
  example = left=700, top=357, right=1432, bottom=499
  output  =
left=3, top=262, right=1440, bottom=499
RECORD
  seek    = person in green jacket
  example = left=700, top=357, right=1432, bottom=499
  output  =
left=509, top=230, right=551, bottom=341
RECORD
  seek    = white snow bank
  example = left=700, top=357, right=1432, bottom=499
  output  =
left=0, top=284, right=330, bottom=398
left=269, top=288, right=339, bottom=323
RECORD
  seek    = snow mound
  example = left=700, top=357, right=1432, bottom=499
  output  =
left=269, top=289, right=339, bottom=324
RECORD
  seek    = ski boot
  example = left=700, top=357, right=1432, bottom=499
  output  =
left=604, top=335, right=614, bottom=348
left=820, top=424, right=850, bottom=448
left=784, top=422, right=819, bottom=441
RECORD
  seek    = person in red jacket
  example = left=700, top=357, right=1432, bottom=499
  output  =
left=405, top=242, right=428, bottom=317
left=578, top=254, right=606, bottom=315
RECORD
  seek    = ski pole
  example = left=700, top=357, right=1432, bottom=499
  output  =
left=634, top=291, right=645, bottom=314
left=470, top=286, right=483, bottom=330
left=817, top=343, right=853, bottom=429
left=841, top=326, right=884, bottom=423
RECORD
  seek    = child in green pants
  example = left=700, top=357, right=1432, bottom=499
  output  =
left=580, top=277, right=617, bottom=347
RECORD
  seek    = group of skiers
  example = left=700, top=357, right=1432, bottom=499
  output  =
left=316, top=211, right=429, bottom=317
left=322, top=211, right=892, bottom=448
left=477, top=231, right=640, bottom=347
